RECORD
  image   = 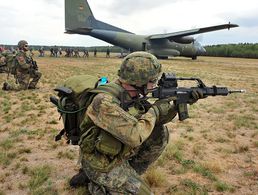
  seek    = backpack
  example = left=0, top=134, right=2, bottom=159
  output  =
left=50, top=74, right=123, bottom=145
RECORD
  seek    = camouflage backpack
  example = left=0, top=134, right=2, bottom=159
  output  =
left=50, top=75, right=123, bottom=145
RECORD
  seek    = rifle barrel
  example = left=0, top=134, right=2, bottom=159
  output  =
left=229, top=89, right=246, bottom=93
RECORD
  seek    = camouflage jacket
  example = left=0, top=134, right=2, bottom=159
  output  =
left=0, top=50, right=12, bottom=66
left=15, top=50, right=32, bottom=71
left=84, top=91, right=157, bottom=148
left=0, top=54, right=6, bottom=66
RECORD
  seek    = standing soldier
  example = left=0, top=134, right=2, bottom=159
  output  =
left=58, top=47, right=62, bottom=57
left=94, top=48, right=97, bottom=57
left=82, top=48, right=89, bottom=58
left=74, top=48, right=80, bottom=57
left=2, top=40, right=42, bottom=90
left=106, top=46, right=110, bottom=58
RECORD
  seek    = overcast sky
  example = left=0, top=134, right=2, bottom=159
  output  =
left=0, top=0, right=257, bottom=47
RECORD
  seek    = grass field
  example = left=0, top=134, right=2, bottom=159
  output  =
left=0, top=52, right=257, bottom=195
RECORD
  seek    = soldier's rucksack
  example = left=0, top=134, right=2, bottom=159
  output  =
left=50, top=75, right=123, bottom=145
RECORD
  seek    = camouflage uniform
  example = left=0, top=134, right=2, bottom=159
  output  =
left=0, top=50, right=15, bottom=73
left=11, top=50, right=41, bottom=90
left=0, top=52, right=7, bottom=73
left=78, top=52, right=177, bottom=194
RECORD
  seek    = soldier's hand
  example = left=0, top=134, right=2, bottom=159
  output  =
left=152, top=97, right=177, bottom=124
left=188, top=89, right=206, bottom=104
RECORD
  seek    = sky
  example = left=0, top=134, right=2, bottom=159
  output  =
left=0, top=0, right=257, bottom=47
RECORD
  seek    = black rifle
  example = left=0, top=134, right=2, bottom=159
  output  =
left=26, top=58, right=38, bottom=71
left=31, top=60, right=38, bottom=70
left=152, top=73, right=245, bottom=121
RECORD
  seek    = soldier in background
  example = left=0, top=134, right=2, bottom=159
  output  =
left=0, top=50, right=9, bottom=73
left=2, top=40, right=42, bottom=90
left=38, top=47, right=45, bottom=57
left=106, top=46, right=110, bottom=58
left=58, top=47, right=62, bottom=57
left=0, top=49, right=14, bottom=74
left=74, top=48, right=80, bottom=57
left=50, top=47, right=55, bottom=57
left=82, top=48, right=89, bottom=58
left=93, top=48, right=97, bottom=57
left=53, top=45, right=58, bottom=57
left=0, top=45, right=5, bottom=54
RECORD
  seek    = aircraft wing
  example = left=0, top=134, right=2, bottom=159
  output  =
left=149, top=23, right=239, bottom=40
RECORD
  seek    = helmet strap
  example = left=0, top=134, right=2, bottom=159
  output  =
left=133, top=85, right=148, bottom=97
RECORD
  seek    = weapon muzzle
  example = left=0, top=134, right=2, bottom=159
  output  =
left=229, top=89, right=246, bottom=93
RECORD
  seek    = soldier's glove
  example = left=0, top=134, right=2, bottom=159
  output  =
left=152, top=97, right=177, bottom=125
left=188, top=89, right=206, bottom=104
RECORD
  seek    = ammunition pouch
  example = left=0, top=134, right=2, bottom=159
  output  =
left=79, top=126, right=100, bottom=154
left=79, top=127, right=122, bottom=172
left=95, top=130, right=122, bottom=157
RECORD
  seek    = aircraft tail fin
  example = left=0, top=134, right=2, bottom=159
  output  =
left=65, top=0, right=96, bottom=31
left=65, top=0, right=132, bottom=33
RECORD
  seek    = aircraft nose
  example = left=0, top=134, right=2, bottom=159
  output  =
left=199, top=46, right=206, bottom=54
left=196, top=45, right=206, bottom=55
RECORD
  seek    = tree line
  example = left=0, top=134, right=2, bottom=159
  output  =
left=203, top=43, right=258, bottom=59
left=2, top=43, right=258, bottom=58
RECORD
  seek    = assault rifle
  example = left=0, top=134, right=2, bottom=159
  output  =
left=30, top=60, right=38, bottom=70
left=152, top=73, right=245, bottom=121
left=26, top=58, right=38, bottom=70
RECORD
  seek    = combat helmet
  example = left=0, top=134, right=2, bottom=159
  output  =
left=17, top=40, right=28, bottom=49
left=118, top=51, right=162, bottom=86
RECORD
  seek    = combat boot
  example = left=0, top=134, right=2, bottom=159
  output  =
left=2, top=82, right=11, bottom=91
left=69, top=168, right=90, bottom=188
left=28, top=86, right=36, bottom=89
left=28, top=85, right=39, bottom=90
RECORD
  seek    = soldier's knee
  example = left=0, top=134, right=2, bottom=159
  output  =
left=150, top=125, right=169, bottom=148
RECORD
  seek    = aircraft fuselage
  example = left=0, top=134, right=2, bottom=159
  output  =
left=75, top=29, right=202, bottom=58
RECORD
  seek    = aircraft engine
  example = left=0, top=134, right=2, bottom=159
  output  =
left=171, top=36, right=194, bottom=44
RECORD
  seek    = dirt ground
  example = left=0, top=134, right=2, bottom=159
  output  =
left=0, top=53, right=257, bottom=195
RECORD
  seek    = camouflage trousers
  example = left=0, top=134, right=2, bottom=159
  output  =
left=129, top=125, right=169, bottom=175
left=6, top=70, right=42, bottom=90
left=28, top=70, right=42, bottom=88
left=81, top=125, right=169, bottom=194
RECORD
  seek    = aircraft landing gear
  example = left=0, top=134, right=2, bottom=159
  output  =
left=192, top=56, right=197, bottom=60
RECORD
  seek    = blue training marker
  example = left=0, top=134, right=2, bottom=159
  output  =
left=98, top=77, right=109, bottom=86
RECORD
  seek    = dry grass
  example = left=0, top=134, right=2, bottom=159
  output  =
left=0, top=53, right=258, bottom=194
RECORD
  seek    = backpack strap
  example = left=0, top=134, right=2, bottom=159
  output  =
left=90, top=82, right=132, bottom=110
left=91, top=83, right=123, bottom=97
